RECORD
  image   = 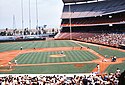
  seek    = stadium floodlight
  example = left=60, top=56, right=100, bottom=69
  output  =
left=21, top=0, right=24, bottom=34
left=13, top=15, right=16, bottom=30
left=69, top=4, right=72, bottom=40
left=36, top=0, right=39, bottom=28
left=29, top=0, right=31, bottom=30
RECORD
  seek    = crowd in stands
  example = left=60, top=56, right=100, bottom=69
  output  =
left=58, top=32, right=125, bottom=47
left=0, top=69, right=124, bottom=85
left=62, top=0, right=125, bottom=19
left=83, top=33, right=125, bottom=47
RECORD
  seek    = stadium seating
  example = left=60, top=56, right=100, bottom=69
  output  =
left=58, top=32, right=99, bottom=40
left=83, top=33, right=125, bottom=47
left=62, top=0, right=125, bottom=18
left=61, top=12, right=125, bottom=26
left=0, top=69, right=122, bottom=85
left=59, top=0, right=125, bottom=48
left=58, top=32, right=125, bottom=47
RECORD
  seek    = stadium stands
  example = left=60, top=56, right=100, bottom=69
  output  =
left=0, top=69, right=122, bottom=85
left=58, top=32, right=98, bottom=39
left=83, top=33, right=125, bottom=47
left=62, top=0, right=125, bottom=18
left=59, top=0, right=125, bottom=48
left=61, top=12, right=125, bottom=27
left=58, top=32, right=125, bottom=47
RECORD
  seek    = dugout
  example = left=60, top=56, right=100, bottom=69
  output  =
left=119, top=44, right=125, bottom=50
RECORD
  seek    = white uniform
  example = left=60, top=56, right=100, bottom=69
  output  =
left=20, top=47, right=23, bottom=50
left=14, top=60, right=17, bottom=64
left=8, top=61, right=12, bottom=69
left=61, top=51, right=64, bottom=54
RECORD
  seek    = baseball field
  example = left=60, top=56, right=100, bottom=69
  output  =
left=0, top=40, right=125, bottom=74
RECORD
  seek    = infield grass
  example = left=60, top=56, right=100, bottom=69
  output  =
left=11, top=50, right=98, bottom=64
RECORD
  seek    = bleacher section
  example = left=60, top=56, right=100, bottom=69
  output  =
left=61, top=12, right=125, bottom=27
left=58, top=32, right=99, bottom=40
left=58, top=0, right=125, bottom=48
left=83, top=33, right=125, bottom=47
left=58, top=32, right=125, bottom=47
left=62, top=0, right=125, bottom=19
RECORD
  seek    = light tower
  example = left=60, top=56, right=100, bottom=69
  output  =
left=36, top=0, right=39, bottom=28
left=13, top=15, right=16, bottom=30
left=29, top=0, right=31, bottom=30
left=21, top=0, right=24, bottom=33
left=69, top=4, right=72, bottom=40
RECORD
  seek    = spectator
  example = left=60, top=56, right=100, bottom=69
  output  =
left=0, top=70, right=121, bottom=85
left=118, top=70, right=125, bottom=85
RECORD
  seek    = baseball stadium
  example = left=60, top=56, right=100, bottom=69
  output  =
left=0, top=0, right=125, bottom=84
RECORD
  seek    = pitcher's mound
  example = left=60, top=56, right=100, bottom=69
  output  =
left=50, top=54, right=66, bottom=58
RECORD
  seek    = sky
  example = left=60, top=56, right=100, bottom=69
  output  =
left=0, top=0, right=64, bottom=29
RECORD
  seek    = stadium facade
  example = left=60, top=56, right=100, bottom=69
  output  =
left=58, top=0, right=125, bottom=48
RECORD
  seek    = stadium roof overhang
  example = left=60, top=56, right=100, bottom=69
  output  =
left=62, top=0, right=96, bottom=3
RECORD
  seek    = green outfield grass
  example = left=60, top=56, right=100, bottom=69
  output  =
left=1, top=63, right=97, bottom=74
left=11, top=50, right=98, bottom=64
left=0, top=40, right=80, bottom=52
left=1, top=40, right=125, bottom=59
